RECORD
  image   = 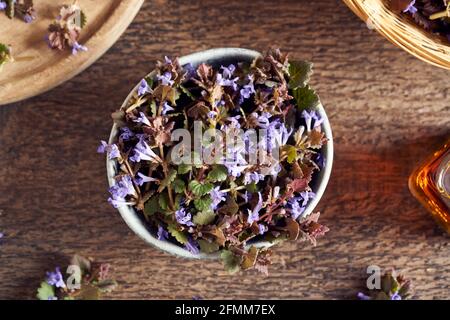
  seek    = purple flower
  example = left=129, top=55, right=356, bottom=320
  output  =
left=137, top=79, right=150, bottom=96
left=133, top=112, right=151, bottom=126
left=157, top=225, right=168, bottom=241
left=129, top=138, right=161, bottom=163
left=403, top=0, right=417, bottom=14
left=175, top=207, right=194, bottom=227
left=243, top=172, right=264, bottom=185
left=162, top=102, right=174, bottom=115
left=239, top=76, right=255, bottom=103
left=108, top=175, right=136, bottom=208
left=299, top=191, right=315, bottom=207
left=253, top=112, right=272, bottom=128
left=183, top=63, right=196, bottom=79
left=0, top=2, right=6, bottom=11
left=391, top=292, right=402, bottom=300
left=185, top=237, right=200, bottom=255
left=275, top=123, right=293, bottom=146
left=134, top=172, right=157, bottom=186
left=46, top=267, right=66, bottom=288
left=119, top=127, right=135, bottom=141
left=258, top=224, right=267, bottom=235
left=207, top=111, right=217, bottom=119
left=247, top=192, right=263, bottom=225
left=71, top=42, right=88, bottom=55
left=357, top=292, right=371, bottom=300
left=157, top=72, right=174, bottom=86
left=24, top=14, right=34, bottom=23
left=210, top=187, right=226, bottom=210
left=164, top=56, right=172, bottom=64
left=97, top=141, right=120, bottom=160
left=302, top=110, right=323, bottom=131
left=315, top=153, right=326, bottom=169
left=217, top=64, right=239, bottom=91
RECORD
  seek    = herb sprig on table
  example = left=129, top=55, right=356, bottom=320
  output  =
left=99, top=48, right=329, bottom=274
left=0, top=43, right=13, bottom=71
left=0, top=0, right=36, bottom=23
left=391, top=0, right=450, bottom=41
left=36, top=255, right=118, bottom=300
left=46, top=2, right=88, bottom=55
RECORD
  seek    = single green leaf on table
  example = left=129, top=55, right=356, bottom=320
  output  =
left=96, top=279, right=118, bottom=294
left=292, top=85, right=319, bottom=110
left=207, top=165, right=228, bottom=182
left=288, top=60, right=313, bottom=89
left=36, top=282, right=55, bottom=300
left=167, top=224, right=188, bottom=245
left=193, top=209, right=215, bottom=225
left=189, top=180, right=214, bottom=197
left=220, top=250, right=242, bottom=274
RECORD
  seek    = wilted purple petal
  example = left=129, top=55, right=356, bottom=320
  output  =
left=46, top=267, right=66, bottom=288
left=185, top=237, right=199, bottom=255
left=157, top=225, right=169, bottom=241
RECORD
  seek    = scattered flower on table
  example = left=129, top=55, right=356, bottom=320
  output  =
left=36, top=254, right=118, bottom=300
left=357, top=268, right=414, bottom=300
left=47, top=2, right=88, bottom=55
left=1, top=0, right=36, bottom=22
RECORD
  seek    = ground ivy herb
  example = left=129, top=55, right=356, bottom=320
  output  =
left=0, top=0, right=36, bottom=23
left=46, top=1, right=88, bottom=55
left=357, top=268, right=414, bottom=300
left=36, top=255, right=118, bottom=300
left=98, top=48, right=330, bottom=274
left=0, top=43, right=13, bottom=71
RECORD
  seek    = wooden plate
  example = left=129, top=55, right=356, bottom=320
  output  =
left=0, top=0, right=144, bottom=105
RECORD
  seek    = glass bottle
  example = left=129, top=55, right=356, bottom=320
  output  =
left=408, top=139, right=450, bottom=234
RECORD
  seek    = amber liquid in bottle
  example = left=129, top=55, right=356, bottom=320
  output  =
left=409, top=139, right=450, bottom=234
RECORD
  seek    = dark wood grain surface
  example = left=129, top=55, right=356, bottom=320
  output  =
left=0, top=0, right=449, bottom=300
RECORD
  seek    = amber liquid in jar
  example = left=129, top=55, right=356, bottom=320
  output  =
left=409, top=139, right=450, bottom=234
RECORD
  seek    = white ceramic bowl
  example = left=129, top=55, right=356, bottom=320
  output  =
left=106, top=48, right=334, bottom=259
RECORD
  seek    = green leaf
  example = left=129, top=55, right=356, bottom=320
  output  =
left=158, top=193, right=170, bottom=211
left=158, top=169, right=177, bottom=192
left=207, top=165, right=228, bottom=182
left=188, top=180, right=214, bottom=197
left=198, top=239, right=220, bottom=253
left=220, top=250, right=241, bottom=274
left=177, top=164, right=192, bottom=174
left=180, top=85, right=195, bottom=100
left=167, top=224, right=188, bottom=245
left=36, top=282, right=55, bottom=300
left=144, top=196, right=160, bottom=217
left=193, top=209, right=215, bottom=225
left=172, top=178, right=186, bottom=194
left=284, top=145, right=297, bottom=164
left=79, top=10, right=87, bottom=29
left=6, top=0, right=14, bottom=19
left=292, top=85, right=320, bottom=110
left=245, top=183, right=258, bottom=193
left=288, top=60, right=313, bottom=89
left=96, top=279, right=118, bottom=293
left=193, top=197, right=213, bottom=212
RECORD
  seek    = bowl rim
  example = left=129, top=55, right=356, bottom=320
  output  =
left=106, top=47, right=334, bottom=260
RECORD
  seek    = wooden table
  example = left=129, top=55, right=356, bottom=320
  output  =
left=0, top=0, right=449, bottom=300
